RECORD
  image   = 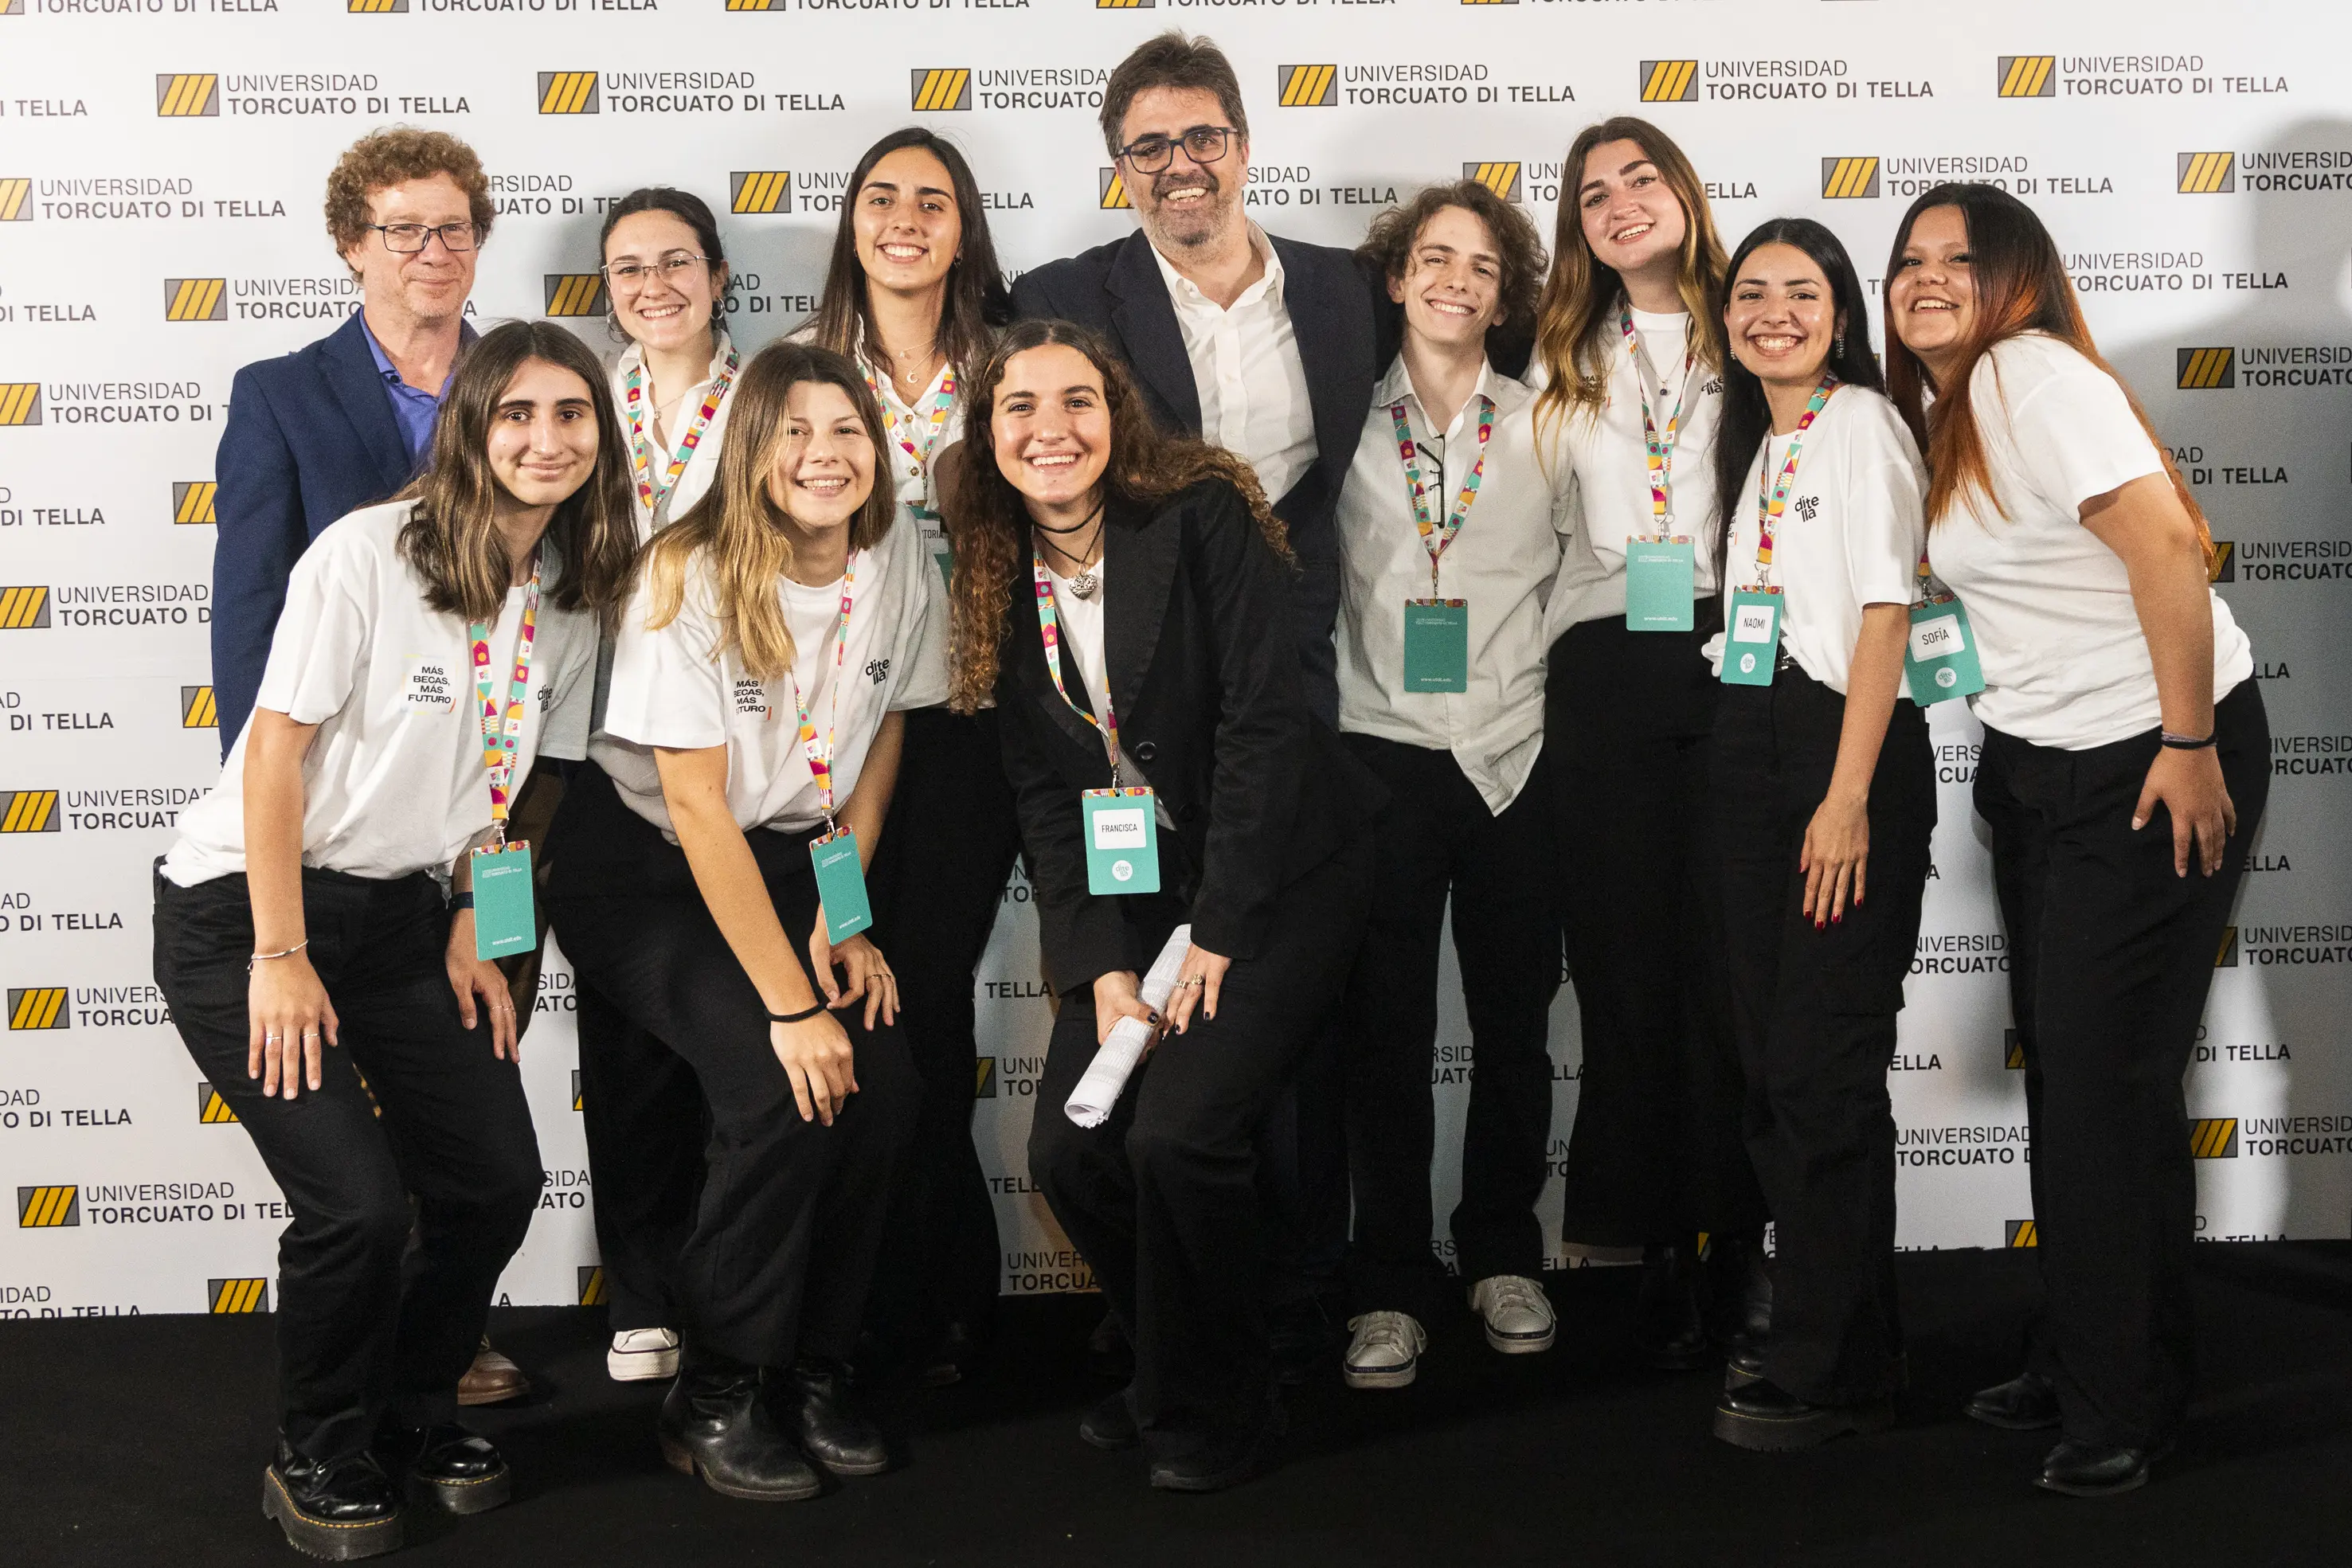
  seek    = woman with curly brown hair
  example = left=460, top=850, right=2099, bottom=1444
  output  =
left=945, top=319, right=1382, bottom=1492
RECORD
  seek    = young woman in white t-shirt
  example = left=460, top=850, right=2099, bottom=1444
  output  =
left=1696, top=219, right=1935, bottom=1453
left=152, top=322, right=640, bottom=1561
left=542, top=342, right=937, bottom=1503
left=1887, top=182, right=2267, bottom=1498
left=1528, top=115, right=1766, bottom=1365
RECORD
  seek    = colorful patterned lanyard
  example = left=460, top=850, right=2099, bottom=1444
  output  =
left=868, top=366, right=959, bottom=514
left=624, top=344, right=739, bottom=514
left=1750, top=374, right=1839, bottom=586
left=781, top=553, right=860, bottom=829
left=1031, top=551, right=1125, bottom=785
left=468, top=553, right=542, bottom=840
left=1620, top=305, right=1697, bottom=536
left=1914, top=549, right=1955, bottom=606
left=1389, top=393, right=1495, bottom=597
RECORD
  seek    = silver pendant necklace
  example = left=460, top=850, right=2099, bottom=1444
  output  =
left=1039, top=502, right=1107, bottom=599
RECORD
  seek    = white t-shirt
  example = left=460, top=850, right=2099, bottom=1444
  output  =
left=1925, top=334, right=2252, bottom=750
left=163, top=500, right=597, bottom=886
left=1043, top=556, right=1111, bottom=727
left=609, top=330, right=738, bottom=540
left=592, top=514, right=947, bottom=837
left=1704, top=387, right=1927, bottom=695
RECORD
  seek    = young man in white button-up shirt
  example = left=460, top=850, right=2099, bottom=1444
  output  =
left=1328, top=182, right=1579, bottom=1391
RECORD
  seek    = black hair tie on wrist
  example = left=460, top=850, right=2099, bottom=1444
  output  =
left=2160, top=730, right=2218, bottom=750
left=767, top=1003, right=826, bottom=1024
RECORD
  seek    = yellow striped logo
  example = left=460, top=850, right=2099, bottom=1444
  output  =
left=1098, top=169, right=1130, bottom=210
left=2177, top=346, right=2234, bottom=390
left=2005, top=1219, right=2038, bottom=1248
left=1278, top=65, right=1337, bottom=108
left=348, top=0, right=407, bottom=10
left=1465, top=162, right=1522, bottom=201
left=156, top=74, right=219, bottom=117
left=538, top=72, right=599, bottom=115
left=1639, top=61, right=1698, bottom=103
left=1460, top=0, right=1517, bottom=6
left=7, top=987, right=68, bottom=1030
left=1096, top=0, right=1153, bottom=7
left=164, top=278, right=227, bottom=323
left=198, top=1082, right=239, bottom=1123
left=0, top=179, right=28, bottom=221
left=2005, top=1029, right=2025, bottom=1069
left=2178, top=151, right=2235, bottom=194
left=730, top=171, right=791, bottom=215
left=1822, top=158, right=1880, bottom=199
left=572, top=1069, right=584, bottom=1112
left=2209, top=540, right=2235, bottom=584
left=1, top=2, right=19, bottom=14
left=1997, top=56, right=2056, bottom=98
left=725, top=0, right=783, bottom=9
left=1, top=791, right=61, bottom=832
left=2190, top=1117, right=2239, bottom=1159
left=0, top=384, right=41, bottom=425
left=181, top=686, right=217, bottom=729
left=543, top=275, right=608, bottom=317
left=1, top=585, right=49, bottom=628
left=975, top=1056, right=997, bottom=1099
left=18, top=1186, right=78, bottom=1228
left=910, top=68, right=971, bottom=111
left=578, top=1265, right=606, bottom=1306
left=174, top=481, right=217, bottom=525
left=2216, top=925, right=2238, bottom=967
left=210, top=1277, right=269, bottom=1312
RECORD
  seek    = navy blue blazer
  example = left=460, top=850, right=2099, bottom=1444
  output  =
left=209, top=311, right=431, bottom=756
left=1011, top=230, right=1383, bottom=725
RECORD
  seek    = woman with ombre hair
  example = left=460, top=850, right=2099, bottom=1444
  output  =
left=1529, top=115, right=1767, bottom=1369
left=1884, top=182, right=2265, bottom=1498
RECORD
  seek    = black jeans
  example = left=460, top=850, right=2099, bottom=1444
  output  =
left=1029, top=833, right=1375, bottom=1451
left=864, top=706, right=1025, bottom=1347
left=1977, top=680, right=2269, bottom=1449
left=1340, top=733, right=1560, bottom=1314
left=1547, top=605, right=1763, bottom=1245
left=545, top=765, right=919, bottom=1372
left=1713, top=669, right=1935, bottom=1404
left=152, top=864, right=542, bottom=1464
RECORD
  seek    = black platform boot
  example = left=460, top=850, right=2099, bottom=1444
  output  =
left=376, top=1421, right=513, bottom=1514
left=657, top=1370, right=823, bottom=1501
left=260, top=1441, right=405, bottom=1560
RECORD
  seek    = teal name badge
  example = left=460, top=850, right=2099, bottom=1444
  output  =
left=1626, top=536, right=1696, bottom=632
left=1720, top=589, right=1783, bottom=686
left=469, top=842, right=536, bottom=961
left=809, top=829, right=874, bottom=943
left=1904, top=598, right=1986, bottom=705
left=912, top=504, right=953, bottom=586
left=1083, top=788, right=1160, bottom=896
left=1402, top=599, right=1470, bottom=694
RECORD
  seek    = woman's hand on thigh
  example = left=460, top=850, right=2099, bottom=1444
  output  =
left=825, top=933, right=899, bottom=1030
left=772, top=1012, right=859, bottom=1125
left=445, top=913, right=521, bottom=1061
left=248, top=953, right=337, bottom=1100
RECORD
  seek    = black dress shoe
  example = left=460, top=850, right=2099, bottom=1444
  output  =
left=2035, top=1437, right=2166, bottom=1497
left=1712, top=1378, right=1895, bottom=1452
left=1637, top=1243, right=1714, bottom=1371
left=1086, top=1310, right=1135, bottom=1381
left=783, top=1356, right=892, bottom=1476
left=377, top=1422, right=512, bottom=1515
left=261, top=1441, right=405, bottom=1561
left=1724, top=1342, right=1767, bottom=1390
left=657, top=1371, right=823, bottom=1501
left=1966, top=1370, right=2062, bottom=1431
left=1079, top=1386, right=1139, bottom=1451
left=1147, top=1394, right=1287, bottom=1493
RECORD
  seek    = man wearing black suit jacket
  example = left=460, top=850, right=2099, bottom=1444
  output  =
left=1012, top=32, right=1382, bottom=727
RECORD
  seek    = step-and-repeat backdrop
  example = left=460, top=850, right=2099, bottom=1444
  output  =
left=2, top=0, right=2347, bottom=1318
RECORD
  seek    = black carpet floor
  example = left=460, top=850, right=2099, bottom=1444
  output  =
left=7, top=1245, right=2352, bottom=1568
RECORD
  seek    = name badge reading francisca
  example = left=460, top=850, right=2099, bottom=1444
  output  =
left=1084, top=787, right=1160, bottom=896
left=1625, top=538, right=1696, bottom=632
left=1720, top=588, right=1783, bottom=687
left=1904, top=599, right=1986, bottom=705
left=402, top=656, right=460, bottom=713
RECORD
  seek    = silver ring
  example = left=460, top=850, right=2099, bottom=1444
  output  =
left=1180, top=976, right=1204, bottom=989
left=265, top=1033, right=282, bottom=1044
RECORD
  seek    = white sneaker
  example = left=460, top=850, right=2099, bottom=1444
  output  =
left=1469, top=1275, right=1556, bottom=1355
left=1343, top=1311, right=1427, bottom=1390
left=608, top=1327, right=681, bottom=1382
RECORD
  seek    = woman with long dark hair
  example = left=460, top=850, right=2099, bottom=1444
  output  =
left=804, top=127, right=1019, bottom=1378
left=1530, top=115, right=1766, bottom=1367
left=1698, top=218, right=1935, bottom=1451
left=1886, top=183, right=2264, bottom=1496
left=152, top=321, right=638, bottom=1559
left=947, top=319, right=1381, bottom=1492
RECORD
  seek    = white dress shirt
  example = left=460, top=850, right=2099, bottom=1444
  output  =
left=1152, top=225, right=1318, bottom=507
left=1334, top=356, right=1576, bottom=813
left=608, top=330, right=738, bottom=540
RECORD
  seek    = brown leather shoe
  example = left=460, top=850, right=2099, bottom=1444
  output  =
left=456, top=1337, right=530, bottom=1407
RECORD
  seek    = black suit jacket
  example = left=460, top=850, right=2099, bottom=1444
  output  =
left=996, top=479, right=1383, bottom=995
left=1011, top=230, right=1382, bottom=727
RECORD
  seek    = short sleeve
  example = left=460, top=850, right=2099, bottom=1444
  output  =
left=252, top=527, right=372, bottom=725
left=1984, top=338, right=2165, bottom=516
left=537, top=613, right=597, bottom=762
left=1841, top=399, right=1929, bottom=608
left=601, top=569, right=731, bottom=749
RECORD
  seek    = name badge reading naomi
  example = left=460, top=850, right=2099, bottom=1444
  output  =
left=1625, top=537, right=1696, bottom=632
left=1083, top=787, right=1160, bottom=896
left=1904, top=600, right=1986, bottom=705
left=1402, top=599, right=1470, bottom=694
left=1720, top=588, right=1783, bottom=687
left=809, top=829, right=874, bottom=944
left=469, top=842, right=536, bottom=960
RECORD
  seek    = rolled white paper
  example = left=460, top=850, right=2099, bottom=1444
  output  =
left=1063, top=924, right=1193, bottom=1128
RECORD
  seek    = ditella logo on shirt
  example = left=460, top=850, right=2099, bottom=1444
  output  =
left=1464, top=162, right=1521, bottom=201
left=1996, top=56, right=2057, bottom=98
left=164, top=280, right=227, bottom=323
left=157, top=76, right=220, bottom=117
left=731, top=172, right=791, bottom=215
left=543, top=276, right=607, bottom=318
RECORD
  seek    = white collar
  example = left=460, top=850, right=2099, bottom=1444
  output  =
left=1374, top=352, right=1521, bottom=428
left=1150, top=224, right=1284, bottom=312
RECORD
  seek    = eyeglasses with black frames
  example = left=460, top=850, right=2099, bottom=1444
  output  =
left=1113, top=125, right=1240, bottom=175
left=370, top=221, right=479, bottom=254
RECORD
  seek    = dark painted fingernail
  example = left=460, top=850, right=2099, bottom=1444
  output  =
left=1833, top=913, right=1843, bottom=925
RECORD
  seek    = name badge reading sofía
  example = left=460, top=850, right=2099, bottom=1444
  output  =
left=809, top=828, right=875, bottom=944
left=1626, top=536, right=1696, bottom=632
left=1904, top=598, right=1986, bottom=705
left=469, top=841, right=537, bottom=960
left=1083, top=787, right=1161, bottom=896
left=1720, top=588, right=1783, bottom=686
left=1402, top=599, right=1470, bottom=693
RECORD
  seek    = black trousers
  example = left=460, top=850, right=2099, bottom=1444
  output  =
left=545, top=764, right=919, bottom=1372
left=1340, top=733, right=1560, bottom=1313
left=152, top=864, right=542, bottom=1464
left=1713, top=668, right=1935, bottom=1403
left=1029, top=834, right=1375, bottom=1449
left=864, top=706, right=1025, bottom=1347
left=1978, top=680, right=2269, bottom=1449
left=572, top=981, right=701, bottom=1334
left=1547, top=604, right=1764, bottom=1244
